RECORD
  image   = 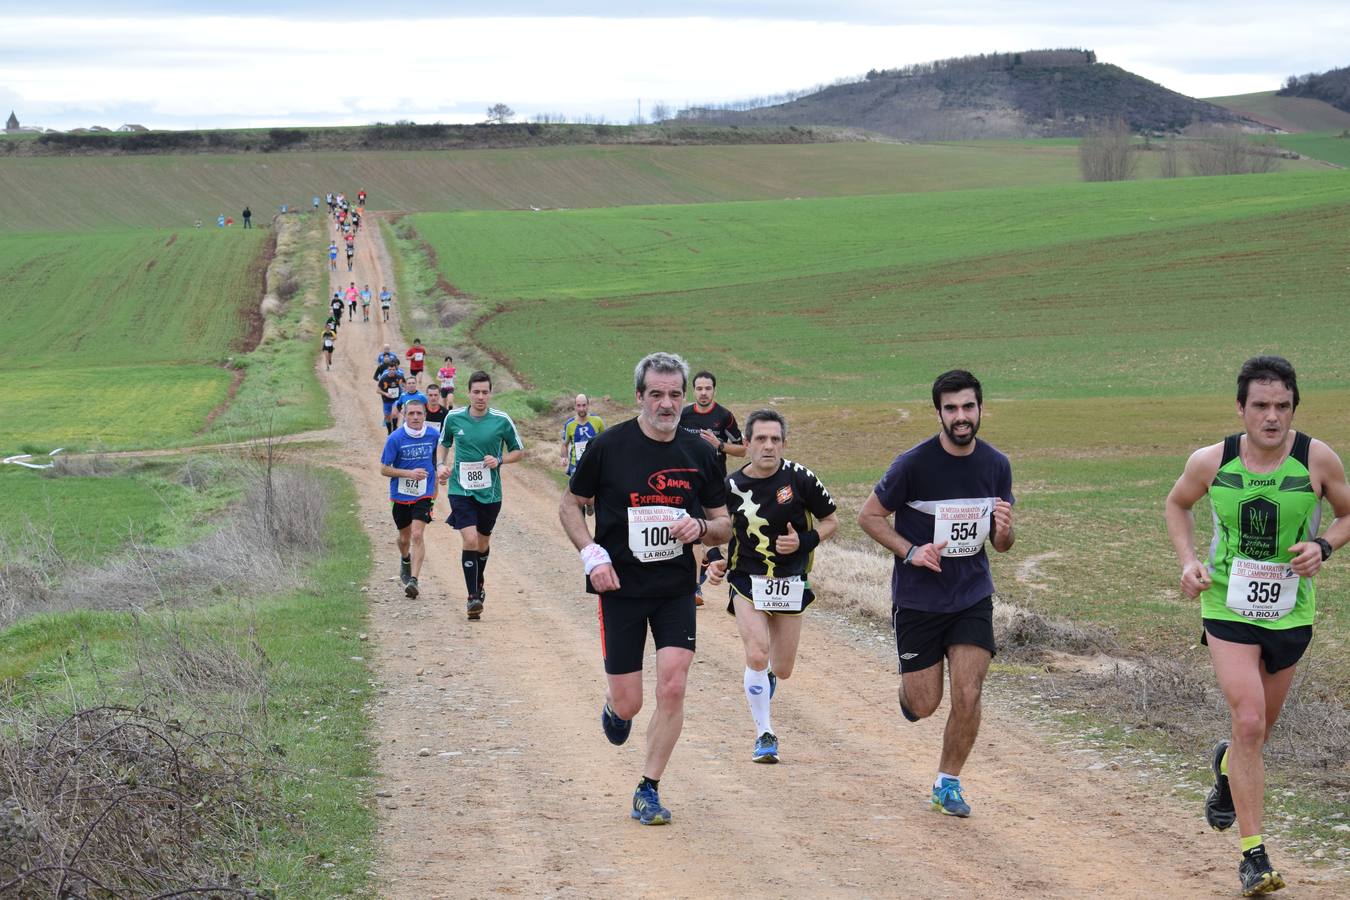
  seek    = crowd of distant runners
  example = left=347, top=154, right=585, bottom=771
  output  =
left=343, top=175, right=1345, bottom=898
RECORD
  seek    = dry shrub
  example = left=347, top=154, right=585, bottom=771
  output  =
left=43, top=454, right=124, bottom=479
left=0, top=705, right=274, bottom=898
left=810, top=542, right=891, bottom=623
left=130, top=616, right=271, bottom=731
left=992, top=601, right=1116, bottom=659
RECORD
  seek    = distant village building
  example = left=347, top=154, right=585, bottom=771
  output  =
left=5, top=111, right=18, bottom=132
left=117, top=123, right=149, bottom=132
left=89, top=125, right=111, bottom=132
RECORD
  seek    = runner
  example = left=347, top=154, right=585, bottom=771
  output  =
left=345, top=282, right=359, bottom=321
left=320, top=323, right=336, bottom=371
left=345, top=241, right=356, bottom=272
left=703, top=409, right=838, bottom=764
left=360, top=284, right=372, bottom=322
left=558, top=352, right=731, bottom=826
left=376, top=344, right=399, bottom=371
left=358, top=188, right=367, bottom=206
left=560, top=393, right=605, bottom=476
left=328, top=240, right=338, bottom=272
left=1164, top=355, right=1349, bottom=897
left=680, top=370, right=745, bottom=605
left=424, top=387, right=448, bottom=429
left=857, top=369, right=1015, bottom=819
left=436, top=355, right=456, bottom=403
left=406, top=338, right=427, bottom=387
left=380, top=286, right=393, bottom=322
left=380, top=392, right=439, bottom=600
left=435, top=371, right=525, bottom=621
left=377, top=362, right=405, bottom=434
left=329, top=293, right=345, bottom=331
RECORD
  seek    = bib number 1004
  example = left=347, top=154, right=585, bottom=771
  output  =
left=627, top=506, right=686, bottom=563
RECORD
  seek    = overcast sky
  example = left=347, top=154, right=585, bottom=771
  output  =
left=1, top=2, right=1346, bottom=130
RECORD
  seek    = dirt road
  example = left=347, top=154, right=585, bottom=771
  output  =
left=315, top=214, right=1345, bottom=898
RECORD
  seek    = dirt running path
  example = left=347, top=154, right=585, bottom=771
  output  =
left=315, top=214, right=1345, bottom=898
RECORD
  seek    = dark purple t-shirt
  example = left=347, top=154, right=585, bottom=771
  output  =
left=872, top=435, right=1014, bottom=613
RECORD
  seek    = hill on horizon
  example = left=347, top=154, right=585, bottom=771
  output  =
left=1206, top=89, right=1350, bottom=133
left=676, top=49, right=1256, bottom=141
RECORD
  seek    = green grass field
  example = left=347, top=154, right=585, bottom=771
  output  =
left=0, top=141, right=1205, bottom=233
left=1275, top=132, right=1350, bottom=168
left=0, top=227, right=267, bottom=451
left=407, top=168, right=1350, bottom=689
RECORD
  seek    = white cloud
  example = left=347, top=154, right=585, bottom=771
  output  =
left=0, top=10, right=1346, bottom=129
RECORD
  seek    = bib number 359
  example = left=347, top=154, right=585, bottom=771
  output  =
left=1226, top=558, right=1298, bottom=621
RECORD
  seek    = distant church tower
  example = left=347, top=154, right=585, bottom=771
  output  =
left=5, top=112, right=18, bottom=132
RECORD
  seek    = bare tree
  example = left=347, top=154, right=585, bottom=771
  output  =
left=1160, top=135, right=1182, bottom=178
left=1187, top=127, right=1281, bottom=176
left=485, top=103, right=515, bottom=124
left=649, top=101, right=671, bottom=123
left=1078, top=118, right=1137, bottom=182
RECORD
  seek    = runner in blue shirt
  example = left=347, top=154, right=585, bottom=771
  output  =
left=380, top=394, right=439, bottom=598
left=858, top=369, right=1015, bottom=819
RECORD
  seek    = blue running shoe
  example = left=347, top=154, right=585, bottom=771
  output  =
left=752, top=731, right=779, bottom=764
left=601, top=702, right=631, bottom=746
left=631, top=782, right=671, bottom=825
left=932, top=777, right=971, bottom=817
left=768, top=670, right=777, bottom=699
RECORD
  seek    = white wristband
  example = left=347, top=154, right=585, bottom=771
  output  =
left=580, top=543, right=612, bottom=576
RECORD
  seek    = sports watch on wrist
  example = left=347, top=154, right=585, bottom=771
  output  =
left=1314, top=537, right=1333, bottom=561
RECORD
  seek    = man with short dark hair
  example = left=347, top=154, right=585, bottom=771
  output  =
left=1165, top=355, right=1349, bottom=897
left=679, top=370, right=744, bottom=606
left=242, top=206, right=252, bottom=229
left=705, top=409, right=838, bottom=764
left=858, top=369, right=1015, bottom=819
left=380, top=393, right=438, bottom=599
left=559, top=351, right=731, bottom=826
left=436, top=372, right=524, bottom=620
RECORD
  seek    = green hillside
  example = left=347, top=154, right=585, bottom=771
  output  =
left=412, top=171, right=1350, bottom=401
left=0, top=143, right=1107, bottom=232
left=0, top=228, right=267, bottom=449
left=1275, top=132, right=1350, bottom=168
left=1206, top=90, right=1350, bottom=133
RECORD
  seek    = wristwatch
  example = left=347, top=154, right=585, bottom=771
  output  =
left=1314, top=537, right=1333, bottom=561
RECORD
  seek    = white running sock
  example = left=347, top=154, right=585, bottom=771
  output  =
left=935, top=771, right=957, bottom=788
left=744, top=666, right=773, bottom=736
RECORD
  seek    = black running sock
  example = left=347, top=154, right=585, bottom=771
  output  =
left=461, top=551, right=479, bottom=597
left=639, top=776, right=659, bottom=792
left=401, top=555, right=411, bottom=564
left=477, top=549, right=490, bottom=581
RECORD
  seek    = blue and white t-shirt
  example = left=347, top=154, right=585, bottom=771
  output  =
left=381, top=424, right=441, bottom=502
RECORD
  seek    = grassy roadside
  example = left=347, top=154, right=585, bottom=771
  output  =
left=0, top=465, right=378, bottom=895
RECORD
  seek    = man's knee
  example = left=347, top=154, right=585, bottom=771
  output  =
left=1232, top=706, right=1266, bottom=745
left=744, top=645, right=770, bottom=671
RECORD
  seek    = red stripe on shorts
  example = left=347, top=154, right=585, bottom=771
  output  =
left=597, top=596, right=607, bottom=661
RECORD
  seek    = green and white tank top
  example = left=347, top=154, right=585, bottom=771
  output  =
left=1202, top=432, right=1321, bottom=628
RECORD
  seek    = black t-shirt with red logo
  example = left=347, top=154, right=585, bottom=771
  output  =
left=679, top=402, right=742, bottom=469
left=569, top=417, right=727, bottom=597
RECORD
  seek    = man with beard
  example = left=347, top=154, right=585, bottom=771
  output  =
left=679, top=370, right=744, bottom=605
left=1165, top=355, right=1350, bottom=897
left=858, top=369, right=1014, bottom=819
left=559, top=352, right=730, bottom=826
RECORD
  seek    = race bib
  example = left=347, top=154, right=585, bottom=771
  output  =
left=323, top=339, right=333, bottom=350
left=751, top=575, right=805, bottom=612
left=934, top=500, right=993, bottom=557
left=413, top=352, right=424, bottom=362
left=1226, top=558, right=1299, bottom=621
left=384, top=388, right=399, bottom=399
left=573, top=440, right=588, bottom=461
left=627, top=506, right=687, bottom=563
left=458, top=460, right=489, bottom=491
left=398, top=475, right=427, bottom=496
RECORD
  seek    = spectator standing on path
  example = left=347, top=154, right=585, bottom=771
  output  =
left=242, top=206, right=252, bottom=229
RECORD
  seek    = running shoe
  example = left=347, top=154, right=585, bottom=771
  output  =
left=466, top=596, right=483, bottom=620
left=631, top=782, right=671, bottom=826
left=399, top=558, right=412, bottom=586
left=768, top=670, right=777, bottom=699
left=752, top=732, right=779, bottom=764
left=404, top=576, right=419, bottom=599
left=932, top=777, right=971, bottom=817
left=1238, top=846, right=1285, bottom=896
left=601, top=702, right=632, bottom=746
left=1206, top=739, right=1236, bottom=831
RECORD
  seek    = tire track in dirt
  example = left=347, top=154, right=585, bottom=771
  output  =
left=316, top=212, right=1346, bottom=898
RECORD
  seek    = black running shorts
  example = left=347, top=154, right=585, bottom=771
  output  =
left=893, top=596, right=996, bottom=674
left=391, top=497, right=433, bottom=530
left=598, top=593, right=696, bottom=675
left=1202, top=619, right=1312, bottom=674
left=725, top=571, right=815, bottom=617
left=446, top=495, right=502, bottom=535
